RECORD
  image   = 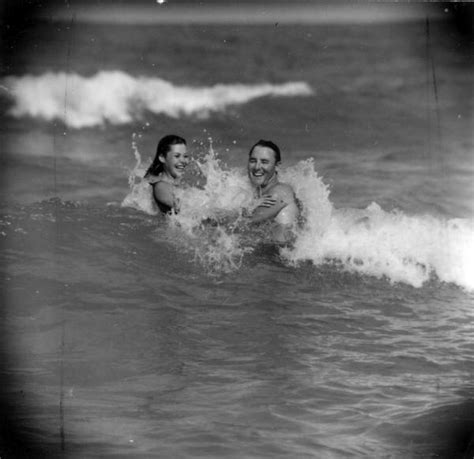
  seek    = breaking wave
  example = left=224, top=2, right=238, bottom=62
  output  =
left=2, top=71, right=313, bottom=128
left=122, top=146, right=474, bottom=290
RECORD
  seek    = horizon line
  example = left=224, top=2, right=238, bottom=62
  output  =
left=42, top=4, right=446, bottom=25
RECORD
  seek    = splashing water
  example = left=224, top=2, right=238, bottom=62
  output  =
left=121, top=133, right=158, bottom=216
left=283, top=202, right=474, bottom=289
left=166, top=144, right=257, bottom=273
left=122, top=143, right=474, bottom=289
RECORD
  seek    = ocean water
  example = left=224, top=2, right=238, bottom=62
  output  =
left=1, top=11, right=474, bottom=459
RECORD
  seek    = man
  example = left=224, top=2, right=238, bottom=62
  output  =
left=247, top=140, right=299, bottom=239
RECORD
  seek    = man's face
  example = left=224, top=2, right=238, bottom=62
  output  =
left=247, top=146, right=279, bottom=188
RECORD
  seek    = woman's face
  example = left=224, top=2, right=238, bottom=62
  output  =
left=160, top=143, right=189, bottom=179
left=248, top=145, right=279, bottom=188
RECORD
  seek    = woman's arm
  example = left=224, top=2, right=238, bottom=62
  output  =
left=153, top=181, right=177, bottom=211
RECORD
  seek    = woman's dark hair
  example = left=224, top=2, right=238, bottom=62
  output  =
left=248, top=139, right=281, bottom=163
left=145, top=134, right=187, bottom=177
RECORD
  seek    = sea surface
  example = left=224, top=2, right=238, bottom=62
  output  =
left=1, top=9, right=473, bottom=458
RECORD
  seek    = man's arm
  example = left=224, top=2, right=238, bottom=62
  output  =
left=248, top=184, right=294, bottom=224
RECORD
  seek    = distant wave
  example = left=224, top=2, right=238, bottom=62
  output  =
left=2, top=71, right=313, bottom=128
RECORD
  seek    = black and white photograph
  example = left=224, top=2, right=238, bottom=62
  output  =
left=1, top=1, right=473, bottom=457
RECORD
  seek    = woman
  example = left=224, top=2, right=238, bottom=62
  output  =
left=144, top=134, right=189, bottom=214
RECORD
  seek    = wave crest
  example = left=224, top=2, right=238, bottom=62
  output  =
left=2, top=71, right=313, bottom=128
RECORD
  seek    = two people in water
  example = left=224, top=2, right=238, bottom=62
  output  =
left=144, top=134, right=299, bottom=238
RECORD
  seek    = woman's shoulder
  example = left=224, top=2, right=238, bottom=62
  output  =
left=152, top=181, right=175, bottom=195
left=146, top=174, right=162, bottom=185
left=146, top=174, right=175, bottom=188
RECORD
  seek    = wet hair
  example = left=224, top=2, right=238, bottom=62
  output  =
left=145, top=134, right=187, bottom=177
left=248, top=139, right=281, bottom=163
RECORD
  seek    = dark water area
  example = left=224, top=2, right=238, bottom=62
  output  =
left=1, top=201, right=473, bottom=457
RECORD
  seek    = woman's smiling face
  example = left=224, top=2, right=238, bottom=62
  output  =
left=160, top=143, right=189, bottom=179
left=248, top=145, right=279, bottom=188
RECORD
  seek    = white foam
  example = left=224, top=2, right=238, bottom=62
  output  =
left=122, top=146, right=474, bottom=289
left=283, top=203, right=474, bottom=290
left=165, top=147, right=255, bottom=273
left=2, top=71, right=313, bottom=128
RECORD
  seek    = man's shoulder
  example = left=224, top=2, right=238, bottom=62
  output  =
left=270, top=182, right=295, bottom=199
